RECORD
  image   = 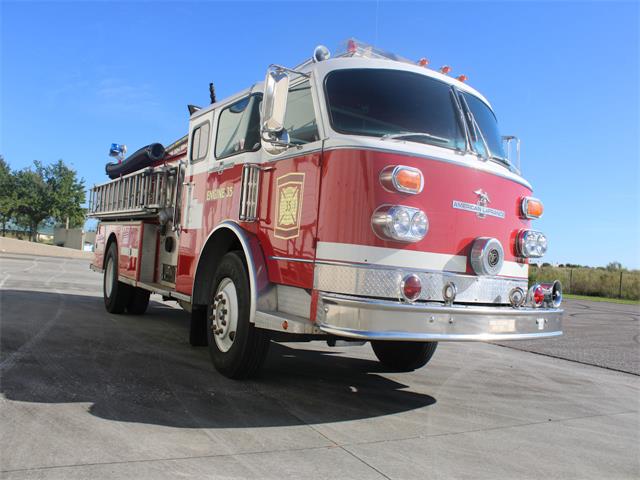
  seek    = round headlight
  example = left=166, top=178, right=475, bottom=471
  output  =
left=517, top=230, right=548, bottom=258
left=371, top=205, right=429, bottom=242
left=392, top=208, right=411, bottom=236
left=410, top=211, right=429, bottom=239
left=536, top=233, right=548, bottom=256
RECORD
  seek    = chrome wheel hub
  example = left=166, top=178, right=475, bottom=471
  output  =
left=211, top=278, right=238, bottom=353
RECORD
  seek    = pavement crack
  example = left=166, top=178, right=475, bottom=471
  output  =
left=0, top=444, right=338, bottom=474
left=493, top=342, right=640, bottom=377
left=339, top=410, right=639, bottom=449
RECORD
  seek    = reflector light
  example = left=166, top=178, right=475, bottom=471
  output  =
left=440, top=65, right=452, bottom=74
left=418, top=58, right=429, bottom=67
left=401, top=274, right=422, bottom=302
left=521, top=197, right=544, bottom=219
left=529, top=284, right=545, bottom=307
left=379, top=165, right=424, bottom=194
left=456, top=75, right=468, bottom=82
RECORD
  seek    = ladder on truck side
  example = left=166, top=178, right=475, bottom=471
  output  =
left=88, top=164, right=181, bottom=220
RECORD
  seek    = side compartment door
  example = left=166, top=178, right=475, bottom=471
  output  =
left=258, top=79, right=323, bottom=289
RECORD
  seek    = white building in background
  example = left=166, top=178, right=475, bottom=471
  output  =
left=54, top=228, right=96, bottom=251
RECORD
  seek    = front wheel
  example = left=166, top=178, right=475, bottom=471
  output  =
left=371, top=341, right=438, bottom=371
left=207, top=251, right=270, bottom=379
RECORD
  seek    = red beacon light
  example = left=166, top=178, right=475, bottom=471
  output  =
left=417, top=58, right=429, bottom=67
left=456, top=74, right=468, bottom=82
left=347, top=39, right=358, bottom=54
left=439, top=65, right=452, bottom=74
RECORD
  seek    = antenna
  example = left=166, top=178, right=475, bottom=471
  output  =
left=209, top=83, right=216, bottom=104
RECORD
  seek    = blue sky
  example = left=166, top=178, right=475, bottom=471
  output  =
left=1, top=1, right=638, bottom=268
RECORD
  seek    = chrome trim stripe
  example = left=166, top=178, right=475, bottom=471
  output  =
left=316, top=241, right=528, bottom=279
left=270, top=256, right=315, bottom=263
left=323, top=144, right=532, bottom=189
left=318, top=325, right=563, bottom=342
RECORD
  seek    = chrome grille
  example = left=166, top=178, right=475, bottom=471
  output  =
left=239, top=164, right=260, bottom=222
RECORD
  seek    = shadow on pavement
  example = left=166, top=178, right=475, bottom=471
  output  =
left=0, top=289, right=436, bottom=428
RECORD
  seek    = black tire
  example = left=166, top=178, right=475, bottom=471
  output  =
left=127, top=287, right=150, bottom=315
left=189, top=306, right=208, bottom=346
left=371, top=341, right=438, bottom=371
left=207, top=251, right=270, bottom=379
left=103, top=242, right=132, bottom=314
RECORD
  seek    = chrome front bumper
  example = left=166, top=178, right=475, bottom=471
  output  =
left=317, top=292, right=563, bottom=341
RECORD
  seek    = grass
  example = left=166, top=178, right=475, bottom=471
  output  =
left=564, top=294, right=640, bottom=305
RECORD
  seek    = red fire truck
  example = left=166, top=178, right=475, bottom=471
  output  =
left=89, top=40, right=563, bottom=379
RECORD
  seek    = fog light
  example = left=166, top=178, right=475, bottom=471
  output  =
left=401, top=274, right=422, bottom=302
left=442, top=282, right=457, bottom=304
left=528, top=284, right=545, bottom=308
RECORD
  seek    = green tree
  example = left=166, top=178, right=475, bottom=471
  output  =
left=13, top=160, right=86, bottom=242
left=47, top=160, right=86, bottom=228
left=606, top=261, right=623, bottom=271
left=14, top=164, right=51, bottom=242
left=0, top=156, right=18, bottom=235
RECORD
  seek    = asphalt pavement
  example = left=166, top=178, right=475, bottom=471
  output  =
left=1, top=254, right=638, bottom=479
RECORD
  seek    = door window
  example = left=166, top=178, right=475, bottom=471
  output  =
left=190, top=122, right=210, bottom=163
left=283, top=80, right=319, bottom=144
left=215, top=95, right=262, bottom=160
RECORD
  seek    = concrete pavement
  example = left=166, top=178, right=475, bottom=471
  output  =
left=1, top=254, right=638, bottom=479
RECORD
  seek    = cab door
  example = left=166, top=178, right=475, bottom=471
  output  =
left=175, top=110, right=214, bottom=293
left=258, top=78, right=324, bottom=289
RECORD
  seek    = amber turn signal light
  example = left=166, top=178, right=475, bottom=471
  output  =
left=380, top=165, right=424, bottom=194
left=521, top=197, right=543, bottom=219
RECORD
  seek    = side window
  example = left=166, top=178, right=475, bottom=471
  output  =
left=284, top=80, right=319, bottom=144
left=215, top=95, right=262, bottom=160
left=190, top=122, right=210, bottom=163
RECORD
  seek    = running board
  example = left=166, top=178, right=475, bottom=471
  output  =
left=254, top=310, right=322, bottom=335
left=118, top=276, right=191, bottom=303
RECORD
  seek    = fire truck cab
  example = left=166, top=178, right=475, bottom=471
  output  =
left=90, top=41, right=563, bottom=379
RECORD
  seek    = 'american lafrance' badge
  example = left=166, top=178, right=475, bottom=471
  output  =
left=275, top=172, right=305, bottom=239
left=452, top=189, right=505, bottom=219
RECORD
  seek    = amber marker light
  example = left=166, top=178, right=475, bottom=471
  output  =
left=521, top=197, right=544, bottom=219
left=456, top=75, right=468, bottom=82
left=440, top=65, right=452, bottom=74
left=380, top=165, right=424, bottom=194
left=418, top=58, right=429, bottom=67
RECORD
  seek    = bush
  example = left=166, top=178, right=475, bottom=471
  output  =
left=529, top=266, right=640, bottom=300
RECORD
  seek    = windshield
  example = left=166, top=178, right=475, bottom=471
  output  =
left=460, top=92, right=506, bottom=161
left=325, top=69, right=466, bottom=151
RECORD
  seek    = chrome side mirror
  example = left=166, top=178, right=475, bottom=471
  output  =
left=262, top=67, right=289, bottom=133
left=502, top=135, right=521, bottom=172
left=261, top=66, right=291, bottom=155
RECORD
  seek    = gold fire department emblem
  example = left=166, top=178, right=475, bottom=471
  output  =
left=274, top=172, right=305, bottom=239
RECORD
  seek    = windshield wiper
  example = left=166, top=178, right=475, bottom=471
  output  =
left=381, top=131, right=449, bottom=144
left=458, top=95, right=493, bottom=161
